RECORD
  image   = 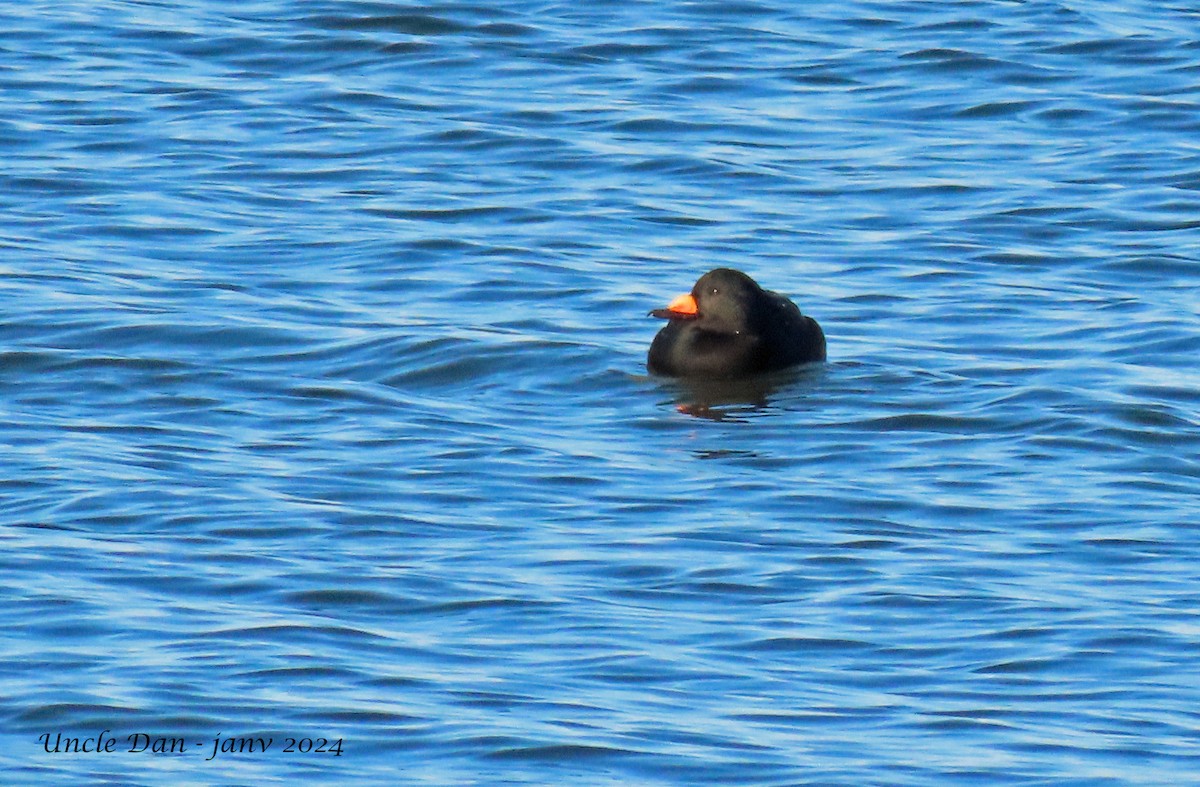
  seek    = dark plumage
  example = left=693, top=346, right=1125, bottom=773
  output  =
left=647, top=268, right=825, bottom=378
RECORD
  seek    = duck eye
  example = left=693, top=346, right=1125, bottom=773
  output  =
left=710, top=287, right=719, bottom=295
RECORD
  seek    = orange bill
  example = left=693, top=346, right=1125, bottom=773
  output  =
left=649, top=293, right=698, bottom=320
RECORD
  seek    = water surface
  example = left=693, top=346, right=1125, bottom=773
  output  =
left=3, top=1, right=1200, bottom=784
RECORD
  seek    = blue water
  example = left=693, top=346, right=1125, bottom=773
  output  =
left=3, top=1, right=1200, bottom=783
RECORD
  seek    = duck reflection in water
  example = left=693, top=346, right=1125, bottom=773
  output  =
left=659, top=368, right=818, bottom=421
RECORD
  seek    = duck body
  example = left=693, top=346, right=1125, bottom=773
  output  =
left=647, top=268, right=825, bottom=379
